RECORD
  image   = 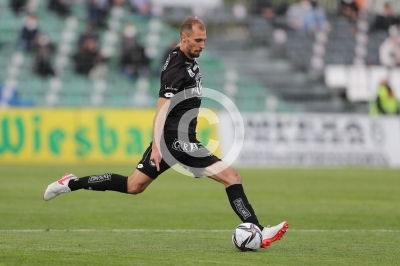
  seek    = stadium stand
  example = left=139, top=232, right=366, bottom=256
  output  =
left=238, top=0, right=400, bottom=113
left=0, top=0, right=293, bottom=113
left=1, top=0, right=400, bottom=114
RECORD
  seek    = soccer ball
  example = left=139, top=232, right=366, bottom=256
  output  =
left=232, top=223, right=263, bottom=252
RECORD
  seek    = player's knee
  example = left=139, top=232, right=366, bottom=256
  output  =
left=127, top=184, right=146, bottom=195
left=127, top=171, right=153, bottom=194
left=226, top=171, right=242, bottom=186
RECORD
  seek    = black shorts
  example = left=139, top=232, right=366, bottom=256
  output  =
left=136, top=131, right=221, bottom=179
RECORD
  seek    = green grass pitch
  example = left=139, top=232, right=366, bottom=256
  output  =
left=0, top=164, right=399, bottom=265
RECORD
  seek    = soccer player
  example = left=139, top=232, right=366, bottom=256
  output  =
left=43, top=16, right=288, bottom=249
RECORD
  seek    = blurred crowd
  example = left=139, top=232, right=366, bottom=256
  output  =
left=251, top=0, right=400, bottom=69
left=250, top=0, right=400, bottom=115
left=252, top=0, right=399, bottom=34
left=8, top=0, right=152, bottom=81
left=4, top=0, right=400, bottom=114
left=252, top=0, right=329, bottom=34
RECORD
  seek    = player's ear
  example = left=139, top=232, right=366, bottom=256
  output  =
left=181, top=33, right=189, bottom=43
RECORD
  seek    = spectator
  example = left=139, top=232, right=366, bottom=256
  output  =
left=87, top=0, right=110, bottom=29
left=73, top=38, right=104, bottom=75
left=9, top=0, right=27, bottom=15
left=119, top=44, right=149, bottom=79
left=252, top=0, right=275, bottom=19
left=379, top=26, right=400, bottom=67
left=304, top=0, right=328, bottom=34
left=48, top=0, right=72, bottom=18
left=119, top=23, right=149, bottom=79
left=340, top=0, right=359, bottom=21
left=370, top=79, right=399, bottom=115
left=77, top=22, right=99, bottom=50
left=128, top=0, right=152, bottom=18
left=286, top=0, right=311, bottom=31
left=373, top=2, right=399, bottom=32
left=18, top=13, right=40, bottom=52
left=251, top=0, right=288, bottom=29
left=32, top=33, right=56, bottom=77
left=120, top=23, right=138, bottom=55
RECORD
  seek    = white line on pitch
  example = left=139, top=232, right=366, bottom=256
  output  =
left=0, top=229, right=399, bottom=233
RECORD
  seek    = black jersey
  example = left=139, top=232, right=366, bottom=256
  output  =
left=159, top=46, right=202, bottom=134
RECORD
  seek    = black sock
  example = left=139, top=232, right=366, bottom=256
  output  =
left=226, top=184, right=264, bottom=231
left=68, top=173, right=128, bottom=193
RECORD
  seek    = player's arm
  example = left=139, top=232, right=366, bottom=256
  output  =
left=152, top=50, right=183, bottom=170
left=150, top=97, right=171, bottom=171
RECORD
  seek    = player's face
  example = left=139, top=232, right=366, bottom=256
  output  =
left=183, top=25, right=207, bottom=59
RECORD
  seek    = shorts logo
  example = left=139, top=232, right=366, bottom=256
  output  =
left=172, top=139, right=203, bottom=153
left=137, top=164, right=143, bottom=169
left=233, top=198, right=251, bottom=219
left=88, top=173, right=111, bottom=183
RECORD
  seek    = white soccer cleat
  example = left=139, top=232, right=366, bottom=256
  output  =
left=260, top=221, right=289, bottom=248
left=43, top=173, right=77, bottom=201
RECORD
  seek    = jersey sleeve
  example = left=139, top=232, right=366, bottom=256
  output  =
left=159, top=66, right=185, bottom=99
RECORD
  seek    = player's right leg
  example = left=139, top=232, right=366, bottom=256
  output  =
left=260, top=221, right=289, bottom=248
left=203, top=161, right=289, bottom=248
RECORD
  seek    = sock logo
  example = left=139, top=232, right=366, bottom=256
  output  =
left=88, top=173, right=111, bottom=183
left=233, top=198, right=251, bottom=220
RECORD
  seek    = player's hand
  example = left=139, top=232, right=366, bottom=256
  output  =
left=150, top=147, right=162, bottom=172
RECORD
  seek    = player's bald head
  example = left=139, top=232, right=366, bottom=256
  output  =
left=180, top=16, right=206, bottom=37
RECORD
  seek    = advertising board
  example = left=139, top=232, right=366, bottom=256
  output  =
left=219, top=113, right=400, bottom=167
left=0, top=109, right=218, bottom=164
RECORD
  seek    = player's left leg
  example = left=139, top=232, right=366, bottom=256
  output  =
left=43, top=169, right=156, bottom=201
left=43, top=172, right=130, bottom=201
left=43, top=141, right=169, bottom=201
left=203, top=161, right=288, bottom=248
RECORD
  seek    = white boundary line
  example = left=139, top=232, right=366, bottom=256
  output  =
left=0, top=229, right=399, bottom=233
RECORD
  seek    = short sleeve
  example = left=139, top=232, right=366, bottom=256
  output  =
left=159, top=66, right=185, bottom=99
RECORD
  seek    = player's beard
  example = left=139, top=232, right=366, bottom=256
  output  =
left=187, top=46, right=201, bottom=58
